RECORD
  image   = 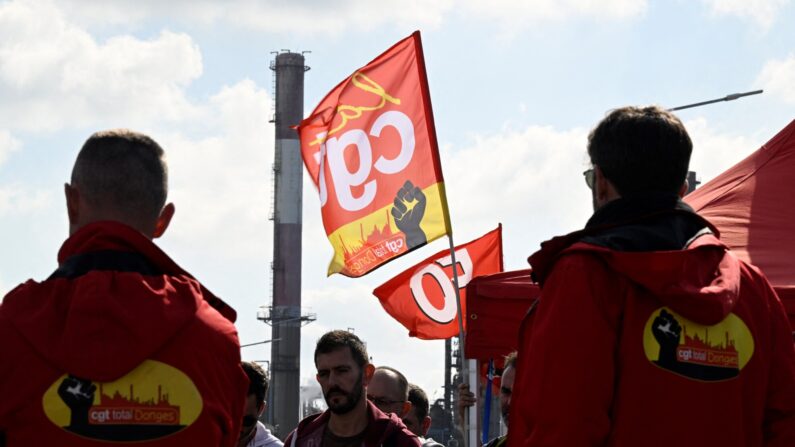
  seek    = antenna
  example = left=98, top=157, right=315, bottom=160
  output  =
left=669, top=90, right=763, bottom=111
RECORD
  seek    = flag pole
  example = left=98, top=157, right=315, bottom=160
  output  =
left=448, top=234, right=476, bottom=447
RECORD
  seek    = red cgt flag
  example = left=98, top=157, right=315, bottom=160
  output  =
left=298, top=31, right=450, bottom=277
left=373, top=226, right=503, bottom=339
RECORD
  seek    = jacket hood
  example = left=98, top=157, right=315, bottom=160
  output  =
left=0, top=221, right=234, bottom=382
left=529, top=195, right=740, bottom=325
left=566, top=235, right=740, bottom=325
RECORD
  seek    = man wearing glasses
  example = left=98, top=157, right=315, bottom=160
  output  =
left=367, top=366, right=411, bottom=418
left=509, top=106, right=795, bottom=446
left=285, top=331, right=419, bottom=447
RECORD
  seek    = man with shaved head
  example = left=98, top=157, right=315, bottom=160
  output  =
left=367, top=366, right=411, bottom=418
left=0, top=129, right=248, bottom=446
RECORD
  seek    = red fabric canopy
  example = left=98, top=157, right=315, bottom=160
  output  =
left=685, top=119, right=795, bottom=330
left=465, top=269, right=539, bottom=360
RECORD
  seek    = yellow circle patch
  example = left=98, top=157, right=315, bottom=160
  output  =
left=42, top=360, right=202, bottom=442
left=643, top=307, right=754, bottom=381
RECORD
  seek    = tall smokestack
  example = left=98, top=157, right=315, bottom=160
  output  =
left=268, top=51, right=308, bottom=438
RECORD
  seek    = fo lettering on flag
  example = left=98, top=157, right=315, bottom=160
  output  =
left=298, top=31, right=451, bottom=277
left=373, top=226, right=503, bottom=339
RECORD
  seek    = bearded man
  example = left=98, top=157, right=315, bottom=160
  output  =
left=285, top=330, right=419, bottom=447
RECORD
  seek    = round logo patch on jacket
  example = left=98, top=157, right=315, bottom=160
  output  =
left=42, top=360, right=203, bottom=442
left=643, top=307, right=754, bottom=381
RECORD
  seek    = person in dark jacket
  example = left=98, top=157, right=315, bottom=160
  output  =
left=403, top=384, right=444, bottom=447
left=0, top=129, right=248, bottom=446
left=509, top=106, right=795, bottom=447
left=285, top=330, right=420, bottom=447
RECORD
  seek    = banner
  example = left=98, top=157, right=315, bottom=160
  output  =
left=298, top=31, right=450, bottom=277
left=373, top=226, right=503, bottom=339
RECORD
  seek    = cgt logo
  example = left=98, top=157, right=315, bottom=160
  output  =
left=386, top=238, right=404, bottom=254
left=409, top=248, right=473, bottom=324
left=312, top=109, right=415, bottom=212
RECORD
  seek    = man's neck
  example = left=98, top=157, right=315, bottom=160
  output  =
left=327, top=399, right=369, bottom=437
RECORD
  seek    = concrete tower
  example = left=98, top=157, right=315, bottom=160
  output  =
left=267, top=51, right=309, bottom=438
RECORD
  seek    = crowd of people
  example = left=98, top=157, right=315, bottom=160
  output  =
left=0, top=105, right=794, bottom=446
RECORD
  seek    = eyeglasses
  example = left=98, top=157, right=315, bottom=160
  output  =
left=367, top=395, right=404, bottom=408
left=583, top=168, right=595, bottom=190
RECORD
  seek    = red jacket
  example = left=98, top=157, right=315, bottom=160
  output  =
left=0, top=221, right=248, bottom=446
left=509, top=197, right=795, bottom=447
left=285, top=400, right=421, bottom=447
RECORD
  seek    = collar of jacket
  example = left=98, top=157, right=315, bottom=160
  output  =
left=292, top=400, right=411, bottom=447
left=55, top=220, right=237, bottom=322
left=528, top=192, right=718, bottom=286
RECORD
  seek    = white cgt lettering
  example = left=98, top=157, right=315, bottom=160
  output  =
left=317, top=110, right=415, bottom=212
left=410, top=249, right=473, bottom=324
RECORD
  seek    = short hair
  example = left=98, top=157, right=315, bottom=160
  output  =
left=375, top=366, right=409, bottom=400
left=504, top=351, right=517, bottom=370
left=71, top=129, right=168, bottom=224
left=407, top=384, right=429, bottom=421
left=314, top=330, right=369, bottom=369
left=241, top=361, right=269, bottom=404
left=587, top=106, right=692, bottom=196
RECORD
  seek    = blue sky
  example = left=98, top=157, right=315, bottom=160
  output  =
left=1, top=0, right=794, bottom=406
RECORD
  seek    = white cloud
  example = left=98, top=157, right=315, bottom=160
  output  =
left=754, top=54, right=795, bottom=104
left=441, top=124, right=593, bottom=266
left=0, top=186, right=54, bottom=217
left=686, top=117, right=767, bottom=184
left=701, top=0, right=791, bottom=29
left=160, top=79, right=274, bottom=261
left=56, top=0, right=455, bottom=36
left=45, top=0, right=648, bottom=37
left=460, top=0, right=647, bottom=35
left=0, top=0, right=203, bottom=132
left=0, top=130, right=21, bottom=167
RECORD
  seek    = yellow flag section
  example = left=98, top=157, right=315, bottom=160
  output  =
left=327, top=182, right=448, bottom=276
left=298, top=31, right=451, bottom=277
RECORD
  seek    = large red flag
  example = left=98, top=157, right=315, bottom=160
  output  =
left=298, top=31, right=450, bottom=277
left=373, top=226, right=503, bottom=339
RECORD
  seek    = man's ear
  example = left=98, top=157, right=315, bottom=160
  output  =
left=64, top=183, right=80, bottom=225
left=258, top=401, right=266, bottom=417
left=594, top=166, right=620, bottom=205
left=152, top=202, right=175, bottom=239
left=400, top=401, right=411, bottom=418
left=363, top=364, right=375, bottom=386
left=678, top=179, right=689, bottom=198
left=421, top=416, right=432, bottom=436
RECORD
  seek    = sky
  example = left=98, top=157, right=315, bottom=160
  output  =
left=1, top=0, right=794, bottom=408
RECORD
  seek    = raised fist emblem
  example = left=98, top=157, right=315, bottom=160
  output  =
left=58, top=375, right=97, bottom=427
left=391, top=180, right=428, bottom=248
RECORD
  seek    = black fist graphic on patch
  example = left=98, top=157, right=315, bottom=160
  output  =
left=58, top=375, right=96, bottom=428
left=392, top=180, right=427, bottom=248
left=652, top=309, right=682, bottom=366
left=651, top=309, right=739, bottom=381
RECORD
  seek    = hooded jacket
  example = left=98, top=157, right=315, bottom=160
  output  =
left=508, top=195, right=795, bottom=447
left=285, top=400, right=420, bottom=447
left=0, top=221, right=248, bottom=446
